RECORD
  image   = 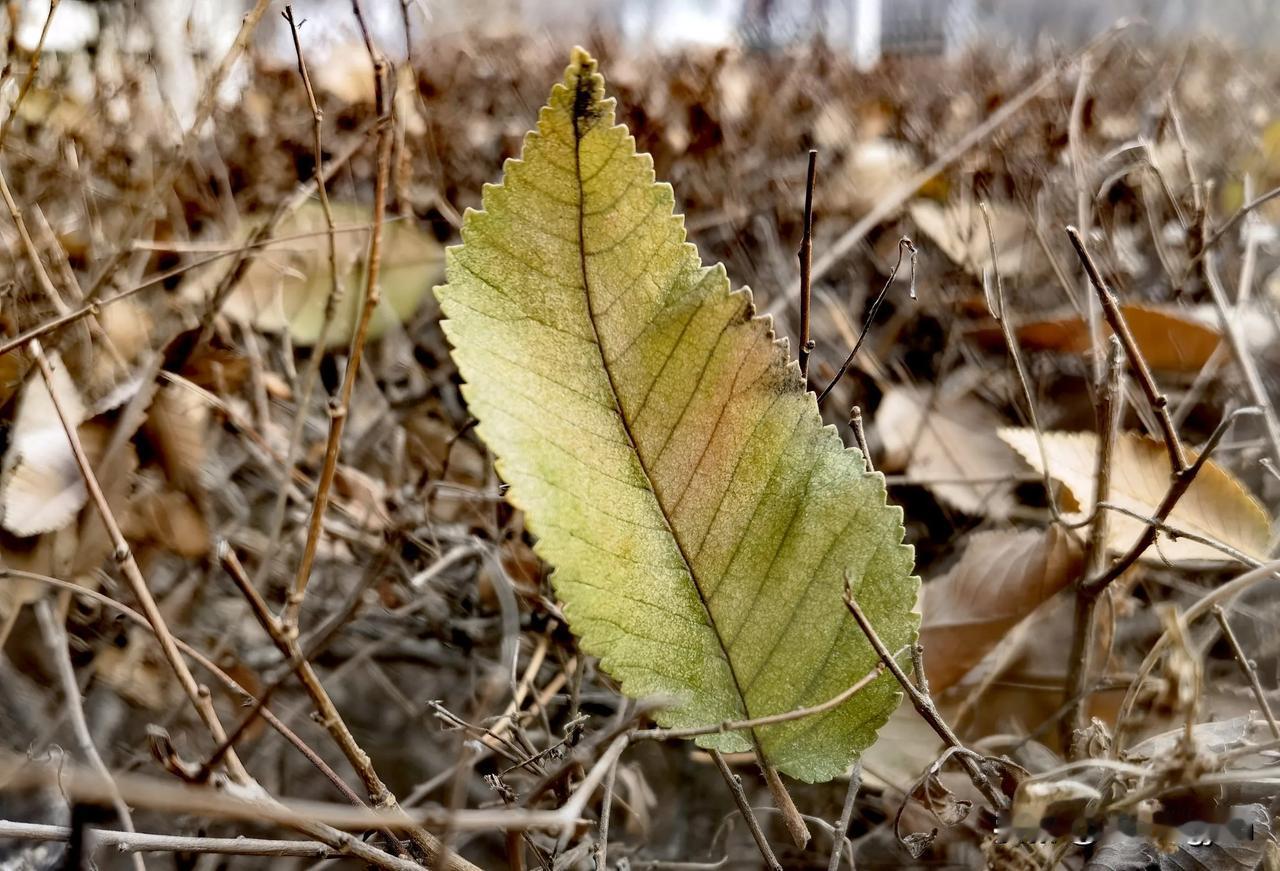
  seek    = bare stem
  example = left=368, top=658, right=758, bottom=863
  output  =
left=815, top=237, right=916, bottom=407
left=284, top=23, right=395, bottom=633
left=34, top=599, right=147, bottom=871
left=1212, top=606, right=1280, bottom=740
left=633, top=660, right=886, bottom=740
left=709, top=750, right=782, bottom=871
left=1065, top=226, right=1187, bottom=473
left=798, top=149, right=817, bottom=385
left=220, top=546, right=469, bottom=867
left=843, top=584, right=1008, bottom=812
left=30, top=341, right=249, bottom=784
left=1061, top=337, right=1123, bottom=751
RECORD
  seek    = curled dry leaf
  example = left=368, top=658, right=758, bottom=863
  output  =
left=921, top=526, right=1083, bottom=693
left=876, top=382, right=1018, bottom=518
left=999, top=429, right=1272, bottom=564
left=207, top=201, right=444, bottom=348
left=909, top=198, right=1038, bottom=278
left=969, top=303, right=1222, bottom=373
left=0, top=352, right=88, bottom=537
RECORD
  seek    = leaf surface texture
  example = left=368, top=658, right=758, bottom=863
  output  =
left=437, top=49, right=917, bottom=781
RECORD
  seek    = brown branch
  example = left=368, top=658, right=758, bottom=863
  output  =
left=798, top=149, right=817, bottom=385
left=815, top=237, right=916, bottom=407
left=1062, top=337, right=1124, bottom=751
left=1082, top=406, right=1260, bottom=596
left=1066, top=226, right=1187, bottom=473
left=30, top=342, right=250, bottom=784
left=843, top=584, right=1008, bottom=812
left=219, top=547, right=472, bottom=868
left=1212, top=606, right=1280, bottom=740
left=256, top=5, right=352, bottom=591
left=849, top=406, right=873, bottom=472
left=633, top=660, right=887, bottom=741
left=284, top=15, right=395, bottom=633
left=709, top=750, right=782, bottom=871
left=0, top=0, right=59, bottom=149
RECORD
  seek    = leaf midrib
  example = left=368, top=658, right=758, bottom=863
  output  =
left=569, top=73, right=757, bottom=734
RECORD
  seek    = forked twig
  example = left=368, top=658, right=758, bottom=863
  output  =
left=1061, top=337, right=1124, bottom=749
left=843, top=581, right=1008, bottom=813
left=1066, top=226, right=1187, bottom=473
left=815, top=237, right=916, bottom=407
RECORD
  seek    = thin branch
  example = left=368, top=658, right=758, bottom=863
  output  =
left=633, top=660, right=888, bottom=741
left=825, top=763, right=861, bottom=871
left=1062, top=337, right=1124, bottom=751
left=798, top=149, right=817, bottom=385
left=760, top=760, right=809, bottom=847
left=709, top=750, right=782, bottom=871
left=1066, top=226, right=1187, bottom=473
left=1212, top=606, right=1280, bottom=740
left=219, top=545, right=461, bottom=866
left=29, top=342, right=249, bottom=784
left=0, top=0, right=60, bottom=149
left=0, top=749, right=572, bottom=837
left=982, top=201, right=1071, bottom=526
left=34, top=599, right=146, bottom=871
left=815, top=237, right=916, bottom=407
left=257, top=4, right=349, bottom=590
left=843, top=584, right=1008, bottom=812
left=849, top=406, right=873, bottom=472
left=0, top=820, right=339, bottom=860
left=284, top=16, right=396, bottom=633
left=1083, top=406, right=1261, bottom=595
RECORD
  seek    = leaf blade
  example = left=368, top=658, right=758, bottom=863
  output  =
left=438, top=49, right=918, bottom=781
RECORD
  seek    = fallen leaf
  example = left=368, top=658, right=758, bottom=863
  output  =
left=969, top=303, right=1222, bottom=373
left=0, top=352, right=88, bottom=537
left=909, top=198, right=1037, bottom=277
left=437, top=49, right=918, bottom=783
left=212, top=201, right=444, bottom=348
left=999, top=429, right=1272, bottom=563
left=876, top=382, right=1018, bottom=518
left=921, top=526, right=1083, bottom=693
left=144, top=381, right=209, bottom=494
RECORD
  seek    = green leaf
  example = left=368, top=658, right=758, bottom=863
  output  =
left=436, top=48, right=918, bottom=782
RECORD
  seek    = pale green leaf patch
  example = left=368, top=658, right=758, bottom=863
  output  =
left=436, top=47, right=918, bottom=782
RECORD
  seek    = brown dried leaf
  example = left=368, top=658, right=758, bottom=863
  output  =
left=999, top=429, right=1272, bottom=563
left=909, top=198, right=1038, bottom=277
left=212, top=201, right=443, bottom=348
left=969, top=304, right=1222, bottom=373
left=876, top=383, right=1018, bottom=518
left=144, top=381, right=209, bottom=493
left=921, top=526, right=1083, bottom=693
